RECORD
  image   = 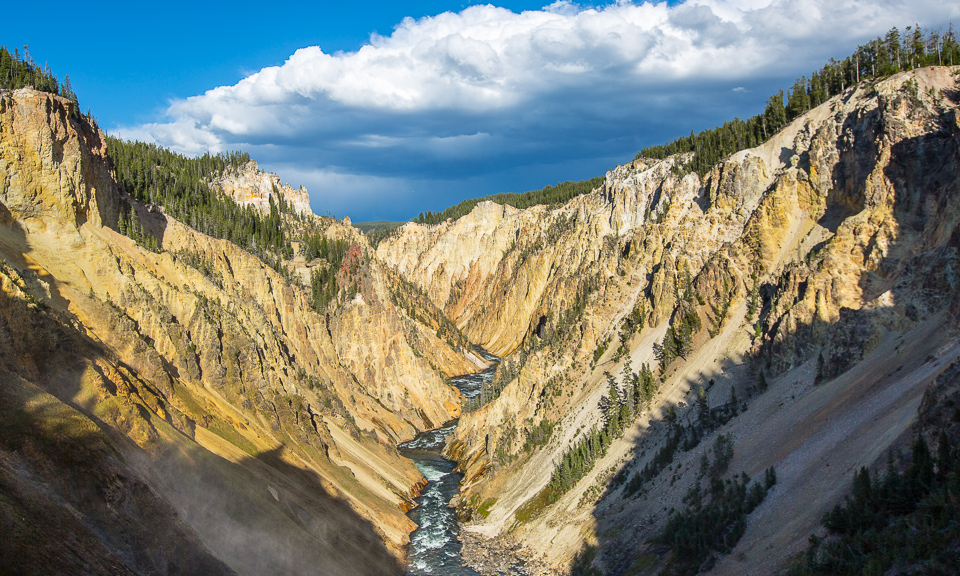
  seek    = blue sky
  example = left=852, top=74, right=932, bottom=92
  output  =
left=7, top=1, right=960, bottom=221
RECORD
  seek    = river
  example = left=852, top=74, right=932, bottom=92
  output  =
left=399, top=359, right=497, bottom=576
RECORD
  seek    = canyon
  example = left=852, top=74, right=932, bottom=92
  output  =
left=2, top=64, right=960, bottom=575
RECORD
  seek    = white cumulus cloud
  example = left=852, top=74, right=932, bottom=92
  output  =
left=114, top=0, right=960, bottom=220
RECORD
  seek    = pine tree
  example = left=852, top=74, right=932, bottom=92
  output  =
left=639, top=362, right=656, bottom=408
left=936, top=430, right=951, bottom=479
left=816, top=351, right=826, bottom=384
left=683, top=265, right=694, bottom=303
left=909, top=25, right=925, bottom=69
left=884, top=27, right=903, bottom=72
left=763, top=89, right=787, bottom=137
left=604, top=375, right=621, bottom=431
left=697, top=386, right=710, bottom=426
left=786, top=77, right=811, bottom=120
left=908, top=435, right=934, bottom=496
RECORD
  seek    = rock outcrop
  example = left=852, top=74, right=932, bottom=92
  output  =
left=212, top=159, right=312, bottom=215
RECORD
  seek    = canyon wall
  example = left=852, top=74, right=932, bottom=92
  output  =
left=0, top=87, right=484, bottom=575
left=379, top=66, right=960, bottom=575
left=4, top=62, right=960, bottom=576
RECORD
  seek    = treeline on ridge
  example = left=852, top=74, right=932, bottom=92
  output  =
left=413, top=177, right=604, bottom=225
left=0, top=45, right=78, bottom=105
left=637, top=24, right=960, bottom=178
left=108, top=137, right=360, bottom=313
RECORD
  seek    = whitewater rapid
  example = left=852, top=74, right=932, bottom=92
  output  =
left=400, top=362, right=495, bottom=575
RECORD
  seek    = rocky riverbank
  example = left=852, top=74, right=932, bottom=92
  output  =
left=459, top=530, right=558, bottom=576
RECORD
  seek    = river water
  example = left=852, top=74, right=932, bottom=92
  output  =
left=399, top=361, right=497, bottom=576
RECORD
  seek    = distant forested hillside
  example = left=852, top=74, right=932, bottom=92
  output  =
left=352, top=221, right=402, bottom=233
left=413, top=177, right=605, bottom=225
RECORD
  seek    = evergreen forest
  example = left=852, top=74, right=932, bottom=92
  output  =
left=789, top=434, right=960, bottom=575
left=106, top=138, right=294, bottom=261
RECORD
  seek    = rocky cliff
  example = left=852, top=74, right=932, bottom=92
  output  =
left=212, top=159, right=312, bottom=215
left=0, top=87, right=485, bottom=575
left=378, top=66, right=960, bottom=575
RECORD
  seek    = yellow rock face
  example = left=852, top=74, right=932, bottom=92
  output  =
left=379, top=67, right=960, bottom=573
left=0, top=87, right=486, bottom=572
